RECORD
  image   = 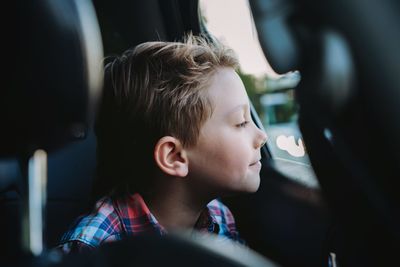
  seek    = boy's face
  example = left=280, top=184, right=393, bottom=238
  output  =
left=186, top=67, right=267, bottom=195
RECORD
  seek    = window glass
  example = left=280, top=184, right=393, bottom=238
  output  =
left=200, top=0, right=318, bottom=188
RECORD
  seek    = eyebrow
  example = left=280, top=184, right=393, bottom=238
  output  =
left=226, top=103, right=249, bottom=116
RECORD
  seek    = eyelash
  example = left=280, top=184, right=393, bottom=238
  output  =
left=237, top=121, right=250, bottom=128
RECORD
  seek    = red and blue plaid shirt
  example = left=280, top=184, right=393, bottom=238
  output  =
left=58, top=193, right=243, bottom=253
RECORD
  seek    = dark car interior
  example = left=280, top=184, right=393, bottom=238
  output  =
left=248, top=1, right=400, bottom=266
left=3, top=0, right=400, bottom=267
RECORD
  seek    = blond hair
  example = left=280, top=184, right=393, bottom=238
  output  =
left=94, top=34, right=239, bottom=197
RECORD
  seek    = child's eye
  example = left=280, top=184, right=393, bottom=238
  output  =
left=237, top=121, right=249, bottom=128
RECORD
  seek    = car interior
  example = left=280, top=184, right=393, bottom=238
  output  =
left=3, top=0, right=400, bottom=267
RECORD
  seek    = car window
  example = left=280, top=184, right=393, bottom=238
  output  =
left=200, top=0, right=318, bottom=188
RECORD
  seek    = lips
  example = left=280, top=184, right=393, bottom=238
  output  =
left=249, top=159, right=261, bottom=166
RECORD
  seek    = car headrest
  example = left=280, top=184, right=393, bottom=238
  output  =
left=3, top=0, right=103, bottom=157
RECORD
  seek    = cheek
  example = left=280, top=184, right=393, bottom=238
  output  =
left=194, top=126, right=253, bottom=174
left=205, top=140, right=250, bottom=177
left=210, top=129, right=250, bottom=159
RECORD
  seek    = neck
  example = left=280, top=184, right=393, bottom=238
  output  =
left=145, top=176, right=211, bottom=231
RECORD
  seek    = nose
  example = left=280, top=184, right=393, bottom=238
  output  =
left=254, top=126, right=268, bottom=149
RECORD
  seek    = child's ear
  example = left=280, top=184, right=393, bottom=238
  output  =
left=154, top=136, right=188, bottom=177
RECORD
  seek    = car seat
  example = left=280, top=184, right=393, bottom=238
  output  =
left=2, top=0, right=103, bottom=263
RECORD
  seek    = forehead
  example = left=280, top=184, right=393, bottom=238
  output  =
left=206, top=68, right=249, bottom=116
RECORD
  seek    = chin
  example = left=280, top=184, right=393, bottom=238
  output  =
left=241, top=175, right=261, bottom=193
left=247, top=183, right=261, bottom=193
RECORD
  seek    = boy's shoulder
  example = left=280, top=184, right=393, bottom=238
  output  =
left=60, top=197, right=124, bottom=248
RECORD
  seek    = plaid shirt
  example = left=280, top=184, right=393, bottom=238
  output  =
left=58, top=193, right=243, bottom=253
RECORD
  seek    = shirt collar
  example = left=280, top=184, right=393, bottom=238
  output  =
left=194, top=207, right=220, bottom=234
left=115, top=193, right=220, bottom=235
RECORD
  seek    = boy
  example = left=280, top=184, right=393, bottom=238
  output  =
left=58, top=34, right=267, bottom=253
